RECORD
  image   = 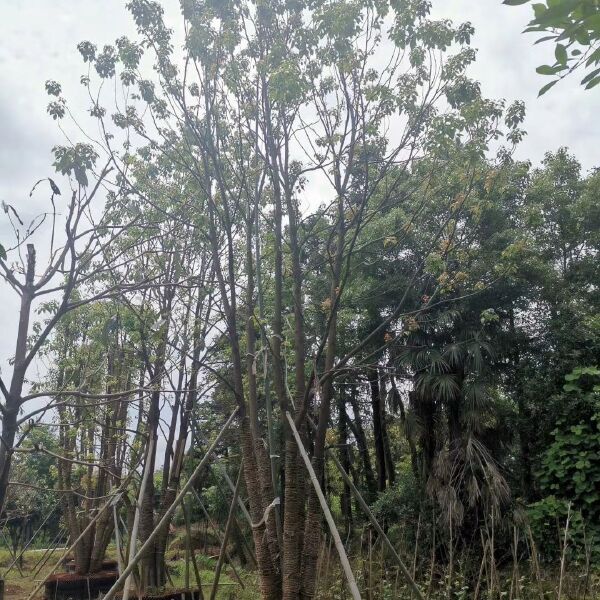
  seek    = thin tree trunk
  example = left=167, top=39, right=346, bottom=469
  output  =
left=0, top=245, right=35, bottom=516
left=348, top=389, right=377, bottom=500
left=100, top=408, right=238, bottom=600
left=337, top=393, right=353, bottom=539
left=369, top=370, right=387, bottom=492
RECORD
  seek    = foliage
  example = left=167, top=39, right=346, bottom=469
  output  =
left=4, top=427, right=61, bottom=548
left=527, top=367, right=600, bottom=560
left=1, top=0, right=599, bottom=598
left=504, top=0, right=600, bottom=93
left=527, top=496, right=592, bottom=561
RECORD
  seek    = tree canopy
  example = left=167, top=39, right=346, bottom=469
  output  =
left=0, top=2, right=598, bottom=600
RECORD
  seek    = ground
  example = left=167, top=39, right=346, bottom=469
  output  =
left=0, top=545, right=258, bottom=600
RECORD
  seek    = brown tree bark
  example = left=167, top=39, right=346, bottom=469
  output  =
left=0, top=245, right=36, bottom=516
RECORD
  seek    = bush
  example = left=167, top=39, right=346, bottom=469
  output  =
left=527, top=367, right=600, bottom=561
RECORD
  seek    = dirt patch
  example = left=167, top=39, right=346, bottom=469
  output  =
left=5, top=583, right=25, bottom=599
left=44, top=570, right=118, bottom=600
left=117, top=590, right=203, bottom=600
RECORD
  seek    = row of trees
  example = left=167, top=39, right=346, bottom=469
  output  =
left=0, top=1, right=597, bottom=598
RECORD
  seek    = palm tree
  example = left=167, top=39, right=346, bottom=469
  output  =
left=395, top=307, right=509, bottom=537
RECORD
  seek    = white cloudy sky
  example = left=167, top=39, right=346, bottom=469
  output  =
left=0, top=0, right=598, bottom=383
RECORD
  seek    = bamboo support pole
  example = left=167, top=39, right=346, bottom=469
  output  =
left=190, top=488, right=245, bottom=587
left=0, top=528, right=22, bottom=577
left=286, top=411, right=362, bottom=600
left=219, top=464, right=252, bottom=527
left=4, top=502, right=58, bottom=577
left=30, top=528, right=68, bottom=578
left=325, top=447, right=425, bottom=600
left=182, top=498, right=204, bottom=600
left=210, top=461, right=243, bottom=600
left=0, top=528, right=24, bottom=577
left=113, top=503, right=124, bottom=575
left=122, top=435, right=155, bottom=600
left=26, top=489, right=125, bottom=600
left=215, top=468, right=257, bottom=566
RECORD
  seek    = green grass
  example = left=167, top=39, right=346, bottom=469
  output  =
left=0, top=545, right=261, bottom=600
left=0, top=546, right=64, bottom=599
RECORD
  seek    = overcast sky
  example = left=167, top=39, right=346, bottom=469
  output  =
left=0, top=0, right=598, bottom=383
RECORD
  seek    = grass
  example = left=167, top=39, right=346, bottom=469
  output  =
left=4, top=536, right=596, bottom=600
left=0, top=546, right=62, bottom=599
left=0, top=545, right=260, bottom=600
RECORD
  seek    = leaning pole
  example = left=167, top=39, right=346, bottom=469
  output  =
left=286, top=411, right=362, bottom=600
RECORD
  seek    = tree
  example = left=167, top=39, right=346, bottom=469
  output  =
left=46, top=302, right=138, bottom=574
left=4, top=426, right=60, bottom=557
left=70, top=2, right=524, bottom=597
left=0, top=150, right=138, bottom=517
left=12, top=1, right=600, bottom=598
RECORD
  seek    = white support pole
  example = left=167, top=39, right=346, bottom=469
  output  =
left=122, top=435, right=155, bottom=600
left=218, top=463, right=253, bottom=527
left=113, top=504, right=124, bottom=575
left=286, top=411, right=362, bottom=600
left=209, top=460, right=243, bottom=600
left=326, top=448, right=425, bottom=600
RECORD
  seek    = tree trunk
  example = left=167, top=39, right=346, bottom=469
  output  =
left=337, top=393, right=353, bottom=539
left=369, top=370, right=387, bottom=492
left=410, top=389, right=436, bottom=484
left=347, top=389, right=377, bottom=501
left=0, top=245, right=36, bottom=517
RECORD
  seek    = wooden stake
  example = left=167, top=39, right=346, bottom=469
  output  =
left=122, top=435, right=155, bottom=600
left=325, top=446, right=425, bottom=600
left=113, top=502, right=124, bottom=575
left=3, top=502, right=58, bottom=577
left=286, top=411, right=362, bottom=600
left=26, top=487, right=127, bottom=600
left=182, top=498, right=204, bottom=600
left=218, top=463, right=253, bottom=528
left=557, top=502, right=572, bottom=600
left=190, top=488, right=245, bottom=587
left=185, top=530, right=190, bottom=590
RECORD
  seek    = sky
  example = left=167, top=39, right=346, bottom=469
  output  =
left=0, top=0, right=598, bottom=386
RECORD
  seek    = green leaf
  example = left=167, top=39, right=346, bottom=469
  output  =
left=532, top=3, right=547, bottom=18
left=536, top=64, right=559, bottom=75
left=555, top=43, right=568, bottom=65
left=585, top=76, right=600, bottom=88
left=539, top=79, right=558, bottom=95
left=582, top=67, right=600, bottom=84
left=533, top=1, right=581, bottom=25
left=534, top=35, right=558, bottom=44
left=585, top=48, right=600, bottom=67
left=580, top=366, right=600, bottom=376
left=503, top=0, right=530, bottom=5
